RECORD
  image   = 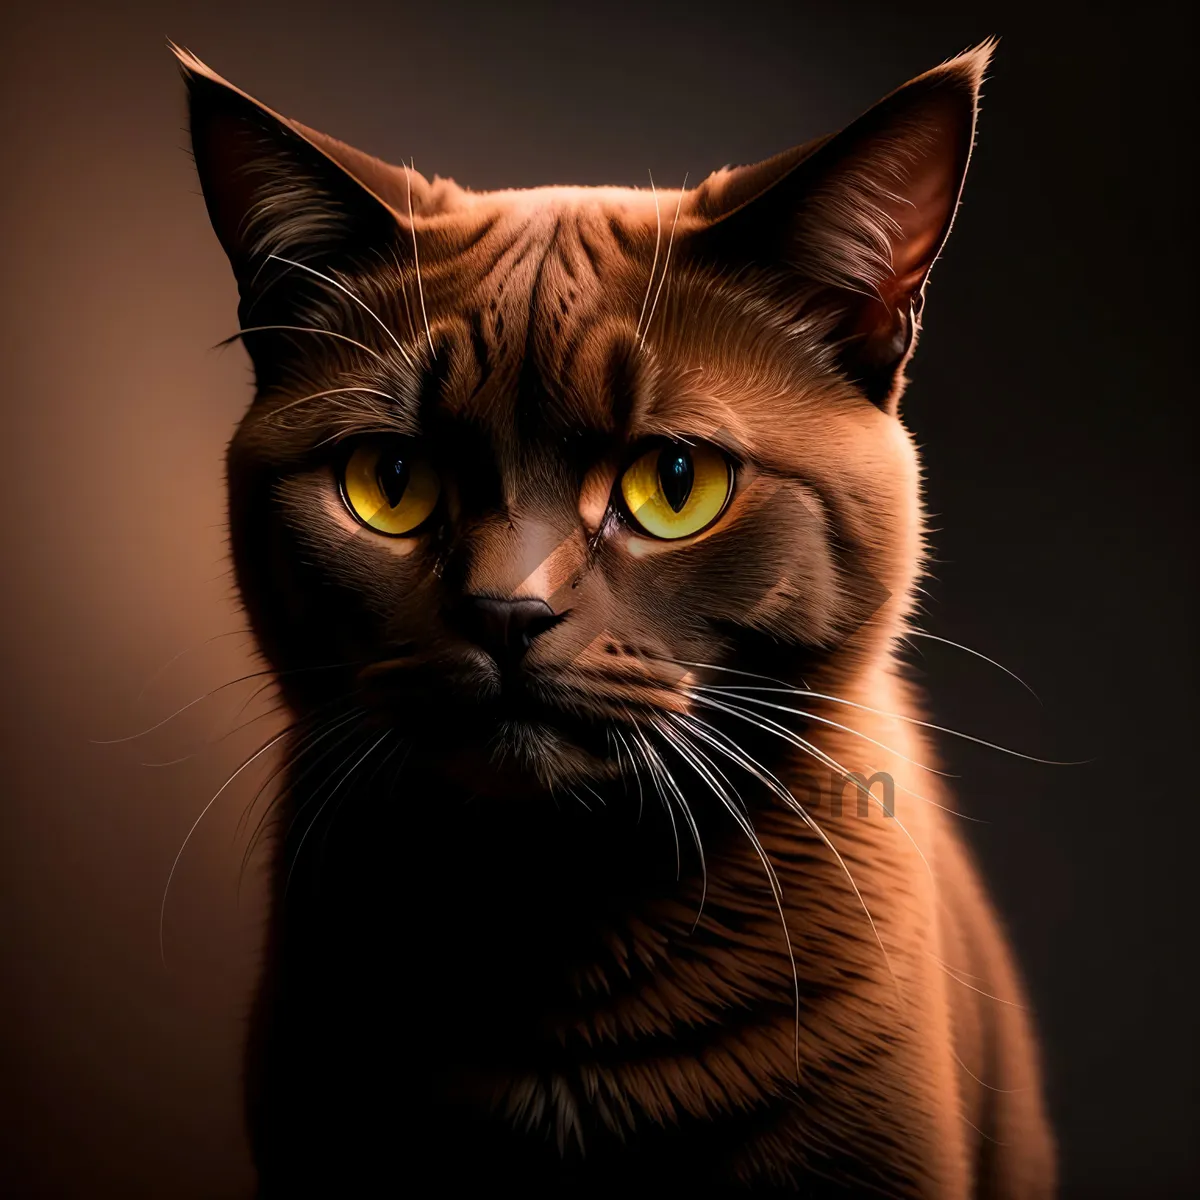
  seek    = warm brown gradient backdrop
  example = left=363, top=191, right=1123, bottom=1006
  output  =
left=1, top=2, right=1194, bottom=1197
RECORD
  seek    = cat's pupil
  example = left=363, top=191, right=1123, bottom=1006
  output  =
left=658, top=446, right=694, bottom=513
left=376, top=454, right=410, bottom=508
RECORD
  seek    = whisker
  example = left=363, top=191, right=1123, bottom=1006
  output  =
left=238, top=710, right=367, bottom=893
left=901, top=629, right=1041, bottom=703
left=613, top=726, right=646, bottom=824
left=385, top=244, right=419, bottom=347
left=641, top=719, right=709, bottom=928
left=627, top=723, right=681, bottom=879
left=569, top=786, right=593, bottom=812
left=215, top=325, right=386, bottom=362
left=635, top=171, right=662, bottom=342
left=696, top=685, right=1085, bottom=766
left=647, top=653, right=808, bottom=694
left=265, top=385, right=399, bottom=422
left=134, top=628, right=253, bottom=706
left=285, top=730, right=391, bottom=896
left=670, top=704, right=900, bottom=999
left=578, top=780, right=607, bottom=809
left=94, top=658, right=361, bottom=745
left=704, top=697, right=939, bottom=895
left=138, top=700, right=289, bottom=768
left=405, top=162, right=436, bottom=357
left=655, top=713, right=804, bottom=1077
left=93, top=668, right=280, bottom=744
left=961, top=1111, right=1011, bottom=1148
left=160, top=721, right=298, bottom=964
left=639, top=174, right=687, bottom=349
left=688, top=685, right=951, bottom=777
left=932, top=955, right=1028, bottom=1009
left=318, top=734, right=408, bottom=860
left=266, top=254, right=416, bottom=368
left=952, top=1047, right=1032, bottom=1095
left=277, top=718, right=372, bottom=846
left=234, top=702, right=364, bottom=847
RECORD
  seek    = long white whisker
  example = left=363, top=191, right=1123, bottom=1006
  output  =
left=93, top=668, right=279, bottom=744
left=635, top=171, right=662, bottom=341
left=613, top=726, right=646, bottom=823
left=639, top=175, right=686, bottom=349
left=578, top=780, right=607, bottom=808
left=672, top=704, right=900, bottom=998
left=406, top=162, right=436, bottom=357
left=696, top=685, right=1085, bottom=766
left=703, top=698, right=939, bottom=895
left=216, top=325, right=386, bottom=362
left=317, top=732, right=406, bottom=858
left=641, top=720, right=708, bottom=929
left=133, top=629, right=253, bottom=707
left=564, top=785, right=592, bottom=812
left=932, top=955, right=1028, bottom=1010
left=266, top=254, right=416, bottom=368
left=139, top=699, right=289, bottom=768
left=237, top=707, right=364, bottom=849
left=285, top=730, right=391, bottom=895
left=266, top=385, right=399, bottom=422
left=94, top=659, right=362, bottom=746
left=160, top=723, right=296, bottom=964
left=665, top=715, right=748, bottom=814
left=952, top=1046, right=1032, bottom=1094
left=651, top=654, right=811, bottom=696
left=656, top=714, right=804, bottom=1078
left=902, top=629, right=1040, bottom=702
left=238, top=710, right=368, bottom=889
left=688, top=685, right=950, bottom=776
left=378, top=243, right=419, bottom=345
left=628, top=723, right=681, bottom=878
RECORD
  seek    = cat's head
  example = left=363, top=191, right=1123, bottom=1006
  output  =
left=179, top=43, right=989, bottom=797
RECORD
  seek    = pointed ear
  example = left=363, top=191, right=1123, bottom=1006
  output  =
left=691, top=41, right=993, bottom=411
left=173, top=45, right=429, bottom=300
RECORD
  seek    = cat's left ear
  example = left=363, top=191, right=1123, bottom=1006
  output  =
left=690, top=41, right=993, bottom=412
left=173, top=44, right=428, bottom=321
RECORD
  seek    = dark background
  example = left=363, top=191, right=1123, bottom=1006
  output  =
left=1, top=1, right=1194, bottom=1196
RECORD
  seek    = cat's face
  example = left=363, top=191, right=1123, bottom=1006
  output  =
left=182, top=44, right=987, bottom=796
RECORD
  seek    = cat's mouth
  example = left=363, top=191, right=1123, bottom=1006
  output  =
left=356, top=645, right=695, bottom=796
left=473, top=685, right=618, bottom=766
left=431, top=695, right=623, bottom=797
left=360, top=662, right=633, bottom=792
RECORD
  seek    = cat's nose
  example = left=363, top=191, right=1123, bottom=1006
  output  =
left=456, top=595, right=563, bottom=665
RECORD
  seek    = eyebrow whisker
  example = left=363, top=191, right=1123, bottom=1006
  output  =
left=266, top=253, right=417, bottom=369
left=406, top=162, right=436, bottom=358
left=635, top=170, right=662, bottom=343
left=216, top=325, right=386, bottom=362
left=639, top=174, right=687, bottom=350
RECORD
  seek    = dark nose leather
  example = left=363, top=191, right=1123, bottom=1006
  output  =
left=458, top=596, right=561, bottom=664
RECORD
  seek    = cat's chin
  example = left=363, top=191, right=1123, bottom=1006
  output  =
left=418, top=714, right=620, bottom=801
left=363, top=677, right=626, bottom=800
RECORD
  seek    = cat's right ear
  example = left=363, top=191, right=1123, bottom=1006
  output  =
left=174, top=44, right=423, bottom=294
left=688, top=43, right=992, bottom=413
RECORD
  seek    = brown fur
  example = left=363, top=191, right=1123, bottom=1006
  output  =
left=176, top=38, right=1054, bottom=1196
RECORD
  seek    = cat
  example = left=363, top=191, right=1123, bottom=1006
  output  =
left=175, top=38, right=1055, bottom=1197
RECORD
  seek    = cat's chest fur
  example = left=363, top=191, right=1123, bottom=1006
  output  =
left=248, top=742, right=964, bottom=1195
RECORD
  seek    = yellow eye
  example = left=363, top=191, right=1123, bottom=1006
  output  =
left=340, top=438, right=440, bottom=536
left=620, top=440, right=733, bottom=539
